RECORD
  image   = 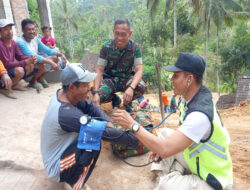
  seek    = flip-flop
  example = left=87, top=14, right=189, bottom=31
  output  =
left=28, top=82, right=42, bottom=93
left=38, top=79, right=49, bottom=88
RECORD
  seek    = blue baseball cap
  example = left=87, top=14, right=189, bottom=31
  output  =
left=164, top=52, right=206, bottom=77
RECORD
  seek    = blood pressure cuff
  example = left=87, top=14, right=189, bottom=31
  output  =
left=77, top=119, right=107, bottom=151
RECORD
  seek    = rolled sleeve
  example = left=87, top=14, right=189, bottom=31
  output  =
left=134, top=45, right=142, bottom=58
left=98, top=45, right=108, bottom=67
left=97, top=57, right=107, bottom=67
left=134, top=57, right=142, bottom=66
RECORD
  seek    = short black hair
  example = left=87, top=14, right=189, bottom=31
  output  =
left=33, top=20, right=38, bottom=27
left=114, top=18, right=130, bottom=28
left=184, top=71, right=203, bottom=84
left=21, top=18, right=35, bottom=30
left=62, top=81, right=80, bottom=92
left=42, top=26, right=52, bottom=32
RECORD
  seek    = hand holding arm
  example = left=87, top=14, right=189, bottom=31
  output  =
left=92, top=65, right=104, bottom=105
left=25, top=55, right=37, bottom=65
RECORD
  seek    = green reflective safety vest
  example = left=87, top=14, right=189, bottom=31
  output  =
left=180, top=86, right=233, bottom=190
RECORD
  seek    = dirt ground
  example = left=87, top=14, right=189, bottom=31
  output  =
left=149, top=103, right=250, bottom=190
left=0, top=82, right=249, bottom=190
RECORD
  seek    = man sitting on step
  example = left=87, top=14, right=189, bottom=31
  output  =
left=92, top=18, right=146, bottom=112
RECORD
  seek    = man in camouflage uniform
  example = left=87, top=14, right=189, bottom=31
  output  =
left=92, top=18, right=146, bottom=112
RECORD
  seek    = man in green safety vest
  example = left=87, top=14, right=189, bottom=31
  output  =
left=112, top=52, right=233, bottom=190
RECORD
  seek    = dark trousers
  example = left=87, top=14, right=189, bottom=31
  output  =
left=99, top=76, right=146, bottom=103
left=59, top=141, right=100, bottom=189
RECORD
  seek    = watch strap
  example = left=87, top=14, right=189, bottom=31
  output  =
left=93, top=90, right=100, bottom=95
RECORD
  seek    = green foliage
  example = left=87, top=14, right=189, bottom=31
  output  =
left=48, top=0, right=250, bottom=93
left=27, top=0, right=41, bottom=27
left=176, top=34, right=196, bottom=55
left=51, top=0, right=85, bottom=59
left=143, top=65, right=157, bottom=89
left=219, top=22, right=250, bottom=93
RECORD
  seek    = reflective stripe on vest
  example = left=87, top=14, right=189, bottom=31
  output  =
left=180, top=101, right=233, bottom=190
left=189, top=143, right=227, bottom=160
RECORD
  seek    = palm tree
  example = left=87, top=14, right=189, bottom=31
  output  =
left=51, top=0, right=83, bottom=59
left=147, top=0, right=178, bottom=48
left=189, top=0, right=243, bottom=85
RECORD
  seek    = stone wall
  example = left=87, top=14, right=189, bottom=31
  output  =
left=80, top=52, right=99, bottom=72
left=216, top=93, right=236, bottom=110
left=235, top=76, right=250, bottom=105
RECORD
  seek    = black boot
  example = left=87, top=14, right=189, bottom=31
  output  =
left=112, top=94, right=121, bottom=108
left=125, top=102, right=134, bottom=113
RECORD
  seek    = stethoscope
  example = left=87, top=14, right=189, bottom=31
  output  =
left=80, top=99, right=182, bottom=167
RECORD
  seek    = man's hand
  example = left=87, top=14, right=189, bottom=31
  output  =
left=57, top=52, right=68, bottom=66
left=111, top=109, right=135, bottom=130
left=148, top=151, right=161, bottom=163
left=123, top=86, right=134, bottom=105
left=51, top=62, right=59, bottom=71
left=92, top=93, right=100, bottom=105
left=106, top=122, right=114, bottom=128
left=25, top=55, right=37, bottom=65
left=1, top=73, right=12, bottom=90
left=60, top=54, right=67, bottom=64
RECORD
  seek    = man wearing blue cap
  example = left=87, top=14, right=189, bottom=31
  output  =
left=41, top=63, right=138, bottom=190
left=112, top=53, right=233, bottom=190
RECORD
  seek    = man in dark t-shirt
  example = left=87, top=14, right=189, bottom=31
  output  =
left=41, top=63, right=138, bottom=189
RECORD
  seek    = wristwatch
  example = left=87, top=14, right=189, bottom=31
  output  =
left=93, top=90, right=100, bottom=95
left=132, top=123, right=140, bottom=133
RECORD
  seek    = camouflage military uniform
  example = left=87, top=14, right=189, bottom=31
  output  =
left=97, top=39, right=146, bottom=103
left=112, top=111, right=153, bottom=158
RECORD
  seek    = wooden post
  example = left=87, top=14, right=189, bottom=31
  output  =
left=154, top=47, right=165, bottom=127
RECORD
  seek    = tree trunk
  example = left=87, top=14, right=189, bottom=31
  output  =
left=204, top=22, right=209, bottom=85
left=216, top=30, right=220, bottom=96
left=37, top=0, right=54, bottom=37
left=155, top=62, right=165, bottom=123
left=173, top=0, right=177, bottom=48
left=67, top=24, right=74, bottom=59
left=154, top=47, right=165, bottom=126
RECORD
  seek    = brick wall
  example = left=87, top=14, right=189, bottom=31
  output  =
left=235, top=76, right=250, bottom=105
left=10, top=0, right=29, bottom=36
